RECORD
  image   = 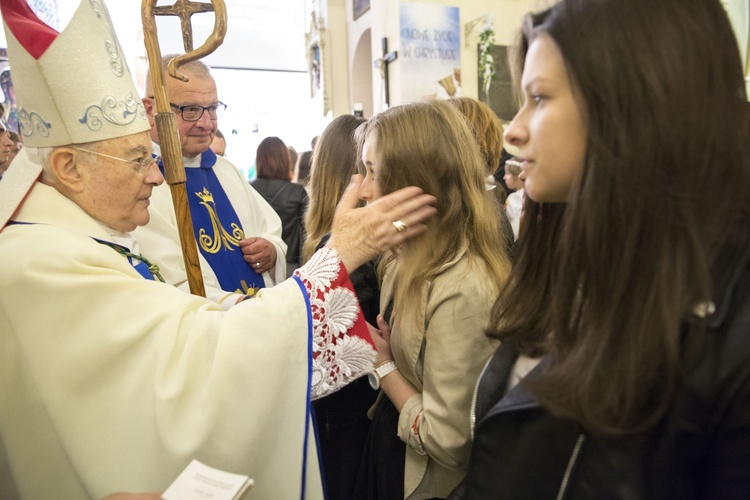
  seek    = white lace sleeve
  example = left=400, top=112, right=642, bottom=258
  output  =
left=294, top=246, right=376, bottom=400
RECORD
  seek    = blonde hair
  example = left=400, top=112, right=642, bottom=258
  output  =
left=446, top=97, right=504, bottom=176
left=303, top=115, right=366, bottom=261
left=357, top=100, right=511, bottom=327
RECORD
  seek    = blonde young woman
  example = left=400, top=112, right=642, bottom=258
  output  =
left=353, top=100, right=510, bottom=499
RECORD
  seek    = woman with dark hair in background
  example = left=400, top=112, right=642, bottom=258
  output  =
left=451, top=0, right=750, bottom=498
left=251, top=136, right=308, bottom=277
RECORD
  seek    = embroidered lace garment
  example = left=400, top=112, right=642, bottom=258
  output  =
left=294, top=246, right=376, bottom=399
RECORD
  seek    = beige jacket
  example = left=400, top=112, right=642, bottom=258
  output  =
left=379, top=248, right=501, bottom=499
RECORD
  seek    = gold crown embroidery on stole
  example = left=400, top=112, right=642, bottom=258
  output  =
left=194, top=187, right=245, bottom=254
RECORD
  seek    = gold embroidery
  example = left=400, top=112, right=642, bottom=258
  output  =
left=235, top=279, right=260, bottom=297
left=195, top=187, right=245, bottom=254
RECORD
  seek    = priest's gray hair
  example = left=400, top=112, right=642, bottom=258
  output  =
left=144, top=53, right=212, bottom=97
left=35, top=146, right=57, bottom=182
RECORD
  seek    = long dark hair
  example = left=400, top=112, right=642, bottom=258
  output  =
left=488, top=0, right=750, bottom=435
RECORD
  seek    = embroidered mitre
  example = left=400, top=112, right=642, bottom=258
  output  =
left=1, top=0, right=149, bottom=147
left=0, top=0, right=150, bottom=229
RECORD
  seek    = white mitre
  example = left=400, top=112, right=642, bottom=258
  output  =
left=0, top=0, right=149, bottom=228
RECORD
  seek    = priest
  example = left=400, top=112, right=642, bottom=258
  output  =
left=135, top=55, right=288, bottom=307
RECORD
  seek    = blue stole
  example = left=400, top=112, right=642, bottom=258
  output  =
left=132, top=259, right=156, bottom=280
left=158, top=149, right=265, bottom=294
left=293, top=274, right=316, bottom=500
left=92, top=238, right=155, bottom=281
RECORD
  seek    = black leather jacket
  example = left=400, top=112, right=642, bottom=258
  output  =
left=450, top=223, right=750, bottom=499
left=250, top=178, right=308, bottom=268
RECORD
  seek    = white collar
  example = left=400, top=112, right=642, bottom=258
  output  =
left=151, top=141, right=202, bottom=168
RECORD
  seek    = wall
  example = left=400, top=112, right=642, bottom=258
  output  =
left=325, top=0, right=353, bottom=116
left=342, top=0, right=541, bottom=116
left=345, top=0, right=376, bottom=119
left=723, top=0, right=750, bottom=95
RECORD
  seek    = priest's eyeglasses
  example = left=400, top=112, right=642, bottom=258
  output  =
left=70, top=147, right=156, bottom=177
left=169, top=101, right=227, bottom=121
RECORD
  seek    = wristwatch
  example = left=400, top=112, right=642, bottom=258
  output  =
left=368, top=360, right=398, bottom=390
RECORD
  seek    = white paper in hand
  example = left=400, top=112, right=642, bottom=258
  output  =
left=162, top=459, right=254, bottom=500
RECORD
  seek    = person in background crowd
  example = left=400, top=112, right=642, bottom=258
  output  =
left=0, top=105, right=16, bottom=179
left=304, top=117, right=365, bottom=263
left=447, top=96, right=515, bottom=252
left=446, top=97, right=505, bottom=197
left=294, top=135, right=318, bottom=193
left=251, top=136, right=308, bottom=277
left=503, top=158, right=524, bottom=240
left=210, top=128, right=226, bottom=156
left=287, top=145, right=298, bottom=172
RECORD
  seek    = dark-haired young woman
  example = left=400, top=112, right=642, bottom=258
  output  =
left=451, top=0, right=750, bottom=498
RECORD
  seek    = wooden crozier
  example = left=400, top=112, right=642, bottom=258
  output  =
left=140, top=0, right=228, bottom=296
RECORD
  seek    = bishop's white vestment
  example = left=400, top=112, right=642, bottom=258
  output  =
left=0, top=173, right=375, bottom=499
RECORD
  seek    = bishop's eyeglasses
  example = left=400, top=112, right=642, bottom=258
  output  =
left=70, top=147, right=156, bottom=177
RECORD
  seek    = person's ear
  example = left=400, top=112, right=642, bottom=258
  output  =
left=49, top=147, right=86, bottom=193
left=141, top=97, right=159, bottom=141
left=142, top=95, right=154, bottom=114
left=142, top=96, right=157, bottom=121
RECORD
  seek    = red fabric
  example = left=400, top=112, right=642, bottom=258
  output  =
left=1, top=0, right=59, bottom=60
left=331, top=262, right=374, bottom=348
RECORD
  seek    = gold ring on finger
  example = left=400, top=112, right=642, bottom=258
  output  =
left=392, top=219, right=408, bottom=233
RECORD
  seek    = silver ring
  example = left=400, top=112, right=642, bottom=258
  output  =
left=255, top=262, right=261, bottom=269
left=392, top=219, right=408, bottom=233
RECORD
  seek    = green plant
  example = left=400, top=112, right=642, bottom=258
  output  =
left=478, top=26, right=495, bottom=96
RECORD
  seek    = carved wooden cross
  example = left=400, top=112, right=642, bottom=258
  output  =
left=374, top=37, right=398, bottom=107
left=154, top=0, right=214, bottom=52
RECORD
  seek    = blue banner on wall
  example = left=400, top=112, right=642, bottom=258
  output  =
left=399, top=3, right=461, bottom=103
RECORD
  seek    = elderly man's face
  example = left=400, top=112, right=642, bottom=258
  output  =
left=76, top=131, right=163, bottom=232
left=156, top=71, right=219, bottom=159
